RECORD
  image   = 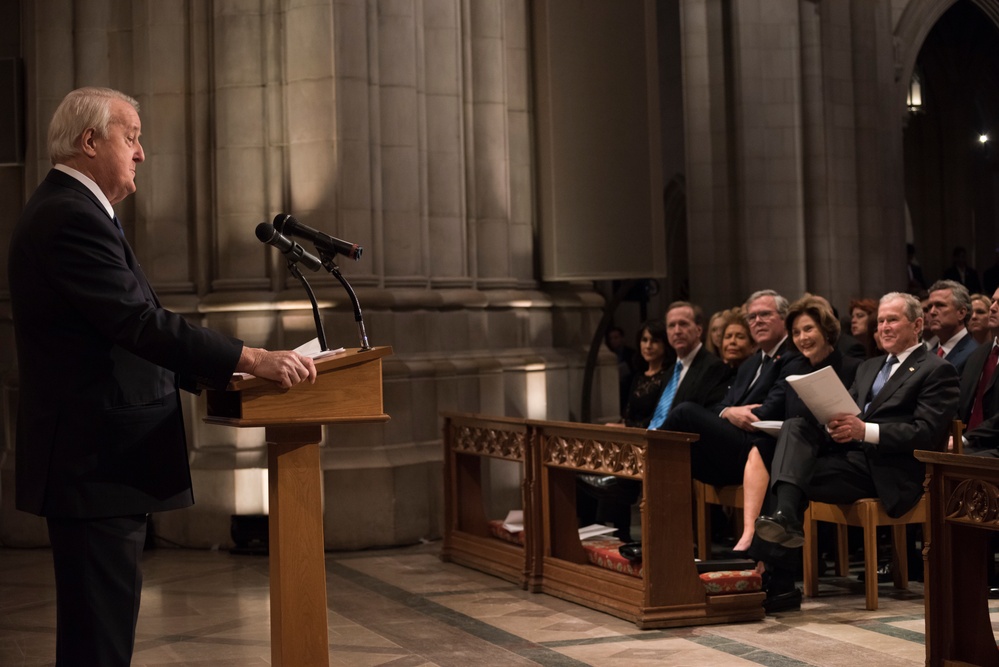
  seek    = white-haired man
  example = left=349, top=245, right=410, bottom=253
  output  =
left=9, top=87, right=317, bottom=665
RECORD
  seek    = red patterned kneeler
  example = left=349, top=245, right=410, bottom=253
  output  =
left=581, top=538, right=762, bottom=595
left=487, top=519, right=526, bottom=546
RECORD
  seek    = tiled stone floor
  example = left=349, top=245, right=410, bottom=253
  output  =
left=0, top=541, right=992, bottom=666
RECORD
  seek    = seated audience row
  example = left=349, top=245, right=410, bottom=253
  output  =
left=599, top=282, right=999, bottom=615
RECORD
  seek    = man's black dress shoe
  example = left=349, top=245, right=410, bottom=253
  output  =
left=755, top=511, right=804, bottom=548
left=761, top=570, right=802, bottom=614
left=763, top=587, right=802, bottom=614
left=618, top=542, right=642, bottom=563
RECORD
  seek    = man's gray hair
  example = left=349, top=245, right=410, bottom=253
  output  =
left=928, top=279, right=971, bottom=313
left=744, top=289, right=789, bottom=318
left=48, top=87, right=139, bottom=164
left=880, top=292, right=923, bottom=323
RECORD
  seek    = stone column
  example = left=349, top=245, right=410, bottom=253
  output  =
left=680, top=0, right=741, bottom=310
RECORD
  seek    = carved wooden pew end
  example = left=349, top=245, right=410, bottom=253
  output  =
left=535, top=422, right=765, bottom=628
left=440, top=413, right=542, bottom=592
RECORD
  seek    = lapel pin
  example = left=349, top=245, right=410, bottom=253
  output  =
left=909, top=367, right=915, bottom=372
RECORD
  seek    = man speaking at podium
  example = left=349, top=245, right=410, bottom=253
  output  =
left=8, top=87, right=317, bottom=666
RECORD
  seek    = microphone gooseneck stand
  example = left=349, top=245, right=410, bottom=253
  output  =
left=319, top=250, right=371, bottom=350
left=285, top=260, right=329, bottom=352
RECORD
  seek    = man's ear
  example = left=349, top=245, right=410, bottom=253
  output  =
left=79, top=128, right=98, bottom=157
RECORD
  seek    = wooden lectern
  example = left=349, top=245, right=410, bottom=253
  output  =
left=204, top=346, right=392, bottom=667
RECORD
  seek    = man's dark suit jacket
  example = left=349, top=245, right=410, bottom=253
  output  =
left=670, top=346, right=733, bottom=409
left=8, top=169, right=244, bottom=518
left=958, top=340, right=999, bottom=452
left=663, top=339, right=797, bottom=486
left=848, top=346, right=959, bottom=516
left=933, top=332, right=978, bottom=375
left=714, top=338, right=797, bottom=414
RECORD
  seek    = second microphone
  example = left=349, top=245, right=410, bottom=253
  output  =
left=256, top=222, right=322, bottom=271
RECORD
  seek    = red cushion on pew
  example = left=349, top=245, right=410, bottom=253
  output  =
left=487, top=519, right=525, bottom=546
left=700, top=569, right=763, bottom=594
left=581, top=538, right=762, bottom=595
left=582, top=538, right=643, bottom=577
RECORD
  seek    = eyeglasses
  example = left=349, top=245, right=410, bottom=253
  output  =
left=746, top=310, right=776, bottom=323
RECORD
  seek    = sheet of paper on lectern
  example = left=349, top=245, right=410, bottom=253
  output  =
left=294, top=337, right=346, bottom=360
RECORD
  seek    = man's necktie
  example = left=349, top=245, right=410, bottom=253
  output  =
left=968, top=345, right=999, bottom=430
left=648, top=361, right=683, bottom=430
left=749, top=353, right=770, bottom=389
left=936, top=346, right=945, bottom=358
left=112, top=215, right=124, bottom=236
left=865, top=355, right=898, bottom=413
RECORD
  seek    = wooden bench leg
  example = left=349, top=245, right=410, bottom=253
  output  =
left=891, top=524, right=908, bottom=590
left=835, top=524, right=850, bottom=576
left=862, top=503, right=879, bottom=611
left=695, top=484, right=711, bottom=560
left=803, top=505, right=819, bottom=598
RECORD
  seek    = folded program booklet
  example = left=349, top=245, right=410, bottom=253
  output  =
left=785, top=365, right=861, bottom=425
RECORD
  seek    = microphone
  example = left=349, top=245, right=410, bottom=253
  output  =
left=255, top=222, right=322, bottom=271
left=273, top=214, right=363, bottom=261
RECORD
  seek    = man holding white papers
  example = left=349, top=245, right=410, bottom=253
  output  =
left=754, top=292, right=959, bottom=612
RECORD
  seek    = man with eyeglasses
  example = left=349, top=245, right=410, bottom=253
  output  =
left=663, top=289, right=798, bottom=489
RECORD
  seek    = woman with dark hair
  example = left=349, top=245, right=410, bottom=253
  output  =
left=849, top=297, right=879, bottom=358
left=729, top=296, right=862, bottom=555
left=617, top=319, right=671, bottom=428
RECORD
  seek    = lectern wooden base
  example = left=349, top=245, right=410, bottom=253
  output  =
left=205, top=346, right=392, bottom=667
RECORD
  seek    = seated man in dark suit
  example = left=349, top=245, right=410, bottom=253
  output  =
left=581, top=301, right=732, bottom=539
left=956, top=286, right=999, bottom=456
left=647, top=301, right=734, bottom=428
left=754, top=292, right=960, bottom=612
left=926, top=279, right=978, bottom=374
left=662, top=289, right=797, bottom=487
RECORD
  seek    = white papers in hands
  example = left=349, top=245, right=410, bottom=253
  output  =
left=785, top=365, right=860, bottom=425
left=502, top=510, right=524, bottom=533
left=578, top=524, right=618, bottom=540
left=752, top=420, right=784, bottom=437
left=293, top=337, right=346, bottom=360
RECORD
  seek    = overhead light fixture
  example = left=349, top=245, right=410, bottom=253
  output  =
left=980, top=134, right=989, bottom=144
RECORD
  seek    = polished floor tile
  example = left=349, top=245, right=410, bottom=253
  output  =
left=0, top=541, right=981, bottom=666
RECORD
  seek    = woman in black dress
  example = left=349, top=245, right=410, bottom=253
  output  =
left=620, top=319, right=670, bottom=427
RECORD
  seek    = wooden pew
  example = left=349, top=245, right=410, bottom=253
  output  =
left=533, top=420, right=765, bottom=628
left=440, top=412, right=542, bottom=591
